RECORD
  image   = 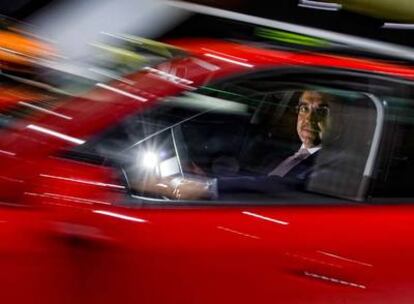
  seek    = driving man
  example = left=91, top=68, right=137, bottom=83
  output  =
left=138, top=90, right=338, bottom=200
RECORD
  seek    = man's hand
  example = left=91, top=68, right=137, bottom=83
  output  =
left=131, top=176, right=211, bottom=200
left=131, top=176, right=175, bottom=198
left=171, top=178, right=210, bottom=200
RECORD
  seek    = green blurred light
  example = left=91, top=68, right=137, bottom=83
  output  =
left=255, top=27, right=330, bottom=47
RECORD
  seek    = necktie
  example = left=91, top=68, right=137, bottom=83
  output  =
left=268, top=149, right=311, bottom=177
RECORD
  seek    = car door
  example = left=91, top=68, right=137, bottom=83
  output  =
left=24, top=68, right=414, bottom=303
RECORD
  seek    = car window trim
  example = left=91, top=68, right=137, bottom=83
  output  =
left=171, top=127, right=184, bottom=176
left=363, top=93, right=385, bottom=178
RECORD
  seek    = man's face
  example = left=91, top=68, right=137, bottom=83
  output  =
left=296, top=91, right=331, bottom=148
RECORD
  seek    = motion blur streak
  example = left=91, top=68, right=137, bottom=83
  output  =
left=382, top=23, right=414, bottom=29
left=191, top=58, right=220, bottom=71
left=144, top=67, right=194, bottom=85
left=165, top=1, right=414, bottom=61
left=93, top=210, right=148, bottom=223
left=242, top=211, right=289, bottom=226
left=28, top=0, right=189, bottom=60
left=18, top=102, right=72, bottom=120
left=286, top=252, right=342, bottom=268
left=39, top=174, right=126, bottom=189
left=298, top=0, right=342, bottom=11
left=27, top=124, right=86, bottom=144
left=24, top=192, right=112, bottom=206
left=204, top=53, right=254, bottom=68
left=304, top=271, right=367, bottom=289
left=317, top=250, right=374, bottom=267
left=88, top=68, right=135, bottom=85
left=0, top=149, right=16, bottom=156
left=217, top=226, right=260, bottom=240
left=96, top=83, right=148, bottom=102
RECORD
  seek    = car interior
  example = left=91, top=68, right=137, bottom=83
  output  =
left=67, top=74, right=381, bottom=203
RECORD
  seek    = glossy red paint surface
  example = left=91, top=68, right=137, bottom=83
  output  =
left=1, top=39, right=414, bottom=303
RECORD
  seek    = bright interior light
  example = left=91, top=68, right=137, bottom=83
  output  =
left=141, top=152, right=159, bottom=169
left=160, top=156, right=180, bottom=177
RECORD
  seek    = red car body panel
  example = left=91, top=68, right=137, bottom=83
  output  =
left=1, top=39, right=414, bottom=303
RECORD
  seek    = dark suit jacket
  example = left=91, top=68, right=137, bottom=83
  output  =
left=216, top=151, right=333, bottom=196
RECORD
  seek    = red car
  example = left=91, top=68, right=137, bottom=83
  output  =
left=1, top=38, right=414, bottom=303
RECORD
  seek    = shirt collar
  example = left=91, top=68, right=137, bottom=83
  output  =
left=300, top=144, right=322, bottom=155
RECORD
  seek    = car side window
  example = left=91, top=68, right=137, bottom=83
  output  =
left=372, top=97, right=414, bottom=198
left=69, top=74, right=381, bottom=204
left=163, top=78, right=378, bottom=202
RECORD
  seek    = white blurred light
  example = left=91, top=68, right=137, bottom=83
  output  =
left=19, top=102, right=72, bottom=120
left=160, top=156, right=180, bottom=177
left=141, top=152, right=159, bottom=169
left=383, top=23, right=414, bottom=29
left=303, top=271, right=366, bottom=289
left=217, top=226, right=260, bottom=239
left=298, top=0, right=341, bottom=11
left=96, top=83, right=148, bottom=102
left=144, top=67, right=194, bottom=85
left=27, top=124, right=85, bottom=145
left=317, top=250, right=373, bottom=267
left=0, top=149, right=16, bottom=156
left=204, top=53, right=254, bottom=68
left=93, top=210, right=147, bottom=223
left=242, top=211, right=289, bottom=226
